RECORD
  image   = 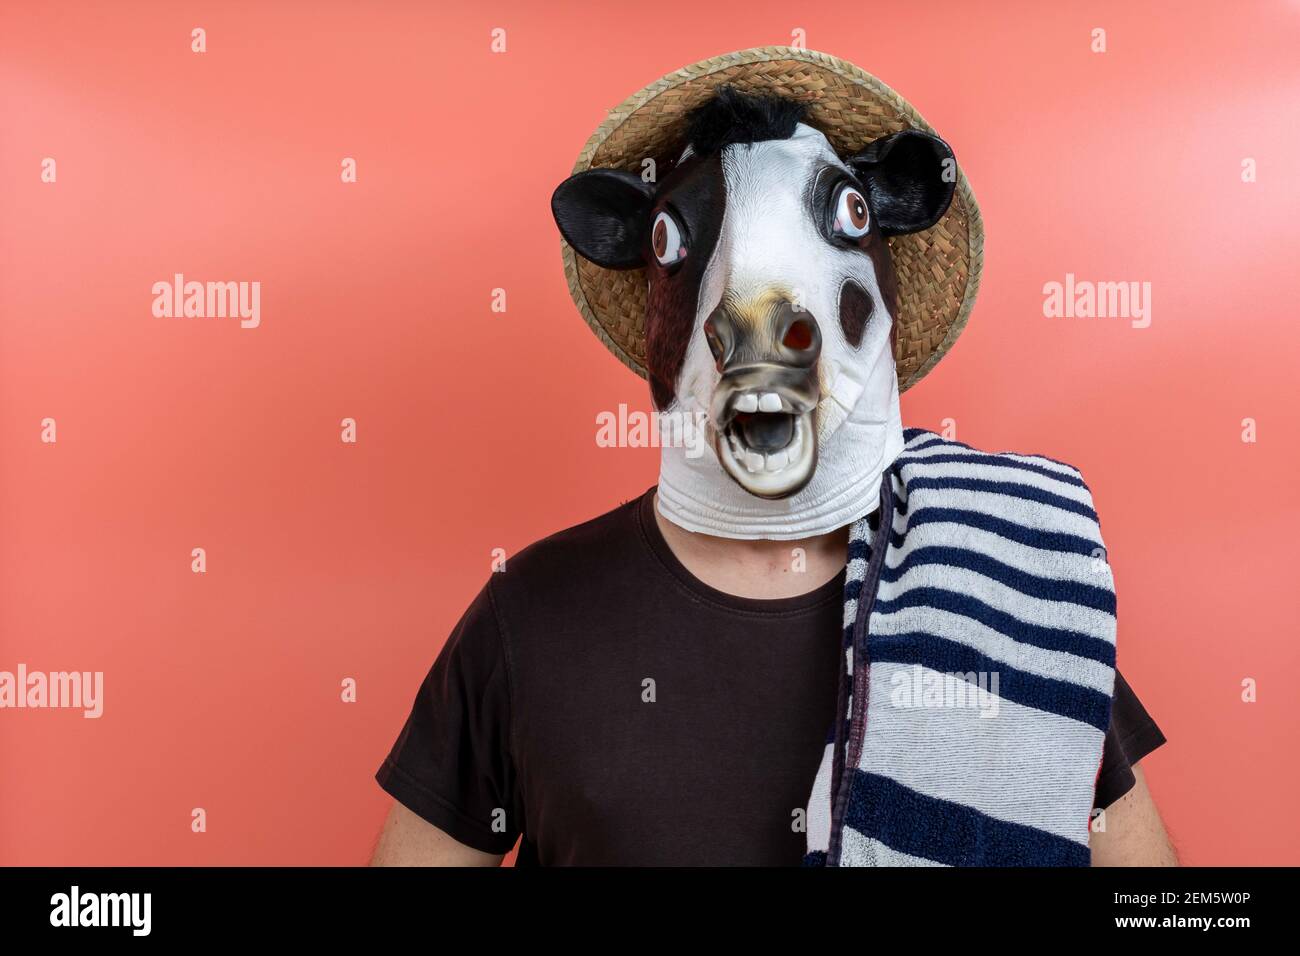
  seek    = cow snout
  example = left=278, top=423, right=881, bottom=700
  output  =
left=703, top=298, right=821, bottom=372
left=703, top=293, right=822, bottom=500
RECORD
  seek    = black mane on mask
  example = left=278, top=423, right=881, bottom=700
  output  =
left=683, top=86, right=809, bottom=157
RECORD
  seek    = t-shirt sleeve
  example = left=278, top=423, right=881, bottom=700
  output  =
left=375, top=580, right=521, bottom=855
left=1093, top=669, right=1168, bottom=811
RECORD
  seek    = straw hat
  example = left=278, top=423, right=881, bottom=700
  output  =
left=558, top=46, right=983, bottom=392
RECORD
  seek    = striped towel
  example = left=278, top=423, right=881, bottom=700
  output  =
left=805, top=428, right=1117, bottom=866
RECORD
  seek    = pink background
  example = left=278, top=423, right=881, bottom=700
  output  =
left=1, top=1, right=1297, bottom=865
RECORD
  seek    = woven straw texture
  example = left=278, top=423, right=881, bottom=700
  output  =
left=559, top=46, right=983, bottom=392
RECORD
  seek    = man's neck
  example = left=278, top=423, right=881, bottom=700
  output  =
left=651, top=491, right=850, bottom=600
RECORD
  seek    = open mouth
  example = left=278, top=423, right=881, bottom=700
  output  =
left=714, top=388, right=817, bottom=498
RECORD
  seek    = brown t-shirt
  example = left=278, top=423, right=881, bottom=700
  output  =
left=377, top=488, right=1166, bottom=866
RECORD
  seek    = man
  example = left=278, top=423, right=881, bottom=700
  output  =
left=371, top=47, right=1175, bottom=866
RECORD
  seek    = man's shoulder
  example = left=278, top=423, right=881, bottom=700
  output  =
left=487, top=490, right=650, bottom=601
left=893, top=427, right=1109, bottom=554
left=897, top=427, right=1090, bottom=483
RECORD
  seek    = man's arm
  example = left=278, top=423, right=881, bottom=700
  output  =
left=1089, top=764, right=1178, bottom=866
left=369, top=802, right=505, bottom=867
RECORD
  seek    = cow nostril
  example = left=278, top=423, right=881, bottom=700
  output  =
left=782, top=318, right=815, bottom=352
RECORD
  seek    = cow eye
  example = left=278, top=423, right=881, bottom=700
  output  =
left=651, top=210, right=687, bottom=266
left=831, top=183, right=870, bottom=239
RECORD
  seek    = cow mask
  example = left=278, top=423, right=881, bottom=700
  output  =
left=552, top=87, right=956, bottom=539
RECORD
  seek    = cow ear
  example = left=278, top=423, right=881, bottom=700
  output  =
left=847, top=130, right=956, bottom=236
left=551, top=169, right=655, bottom=270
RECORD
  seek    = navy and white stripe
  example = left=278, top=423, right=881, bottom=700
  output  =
left=805, top=428, right=1117, bottom=867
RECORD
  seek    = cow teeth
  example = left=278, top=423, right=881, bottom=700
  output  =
left=744, top=451, right=764, bottom=472
left=734, top=393, right=759, bottom=413
left=766, top=450, right=788, bottom=471
left=758, top=392, right=783, bottom=413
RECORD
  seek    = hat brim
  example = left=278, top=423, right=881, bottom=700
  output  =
left=560, top=45, right=983, bottom=392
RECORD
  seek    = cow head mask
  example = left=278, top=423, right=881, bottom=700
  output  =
left=552, top=87, right=957, bottom=539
